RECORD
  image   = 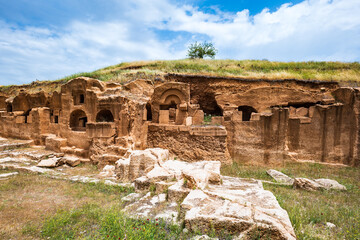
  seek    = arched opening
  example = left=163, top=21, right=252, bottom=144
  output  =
left=70, top=109, right=87, bottom=131
left=146, top=103, right=152, bottom=121
left=238, top=106, right=257, bottom=121
left=96, top=109, right=114, bottom=122
left=196, top=92, right=223, bottom=116
left=160, top=95, right=181, bottom=123
left=6, top=103, right=12, bottom=112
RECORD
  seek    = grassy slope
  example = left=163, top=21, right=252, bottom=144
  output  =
left=1, top=59, right=360, bottom=96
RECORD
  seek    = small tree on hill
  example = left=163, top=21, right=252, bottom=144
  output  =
left=187, top=41, right=217, bottom=59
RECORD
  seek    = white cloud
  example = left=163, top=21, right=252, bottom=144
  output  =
left=0, top=0, right=359, bottom=85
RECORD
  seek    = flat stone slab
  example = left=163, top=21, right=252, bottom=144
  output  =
left=0, top=172, right=18, bottom=178
left=37, top=157, right=62, bottom=168
left=0, top=140, right=34, bottom=151
left=314, top=178, right=347, bottom=190
left=267, top=169, right=294, bottom=185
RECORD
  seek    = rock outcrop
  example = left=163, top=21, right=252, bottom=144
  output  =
left=117, top=148, right=296, bottom=240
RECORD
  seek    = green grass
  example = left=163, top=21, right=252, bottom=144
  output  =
left=221, top=162, right=360, bottom=240
left=40, top=204, right=198, bottom=240
left=2, top=59, right=360, bottom=96
left=1, top=162, right=360, bottom=239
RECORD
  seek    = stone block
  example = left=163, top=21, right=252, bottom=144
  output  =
left=211, top=116, right=223, bottom=125
left=45, top=136, right=67, bottom=152
left=185, top=117, right=192, bottom=126
left=250, top=113, right=261, bottom=121
left=296, top=107, right=308, bottom=117
left=159, top=110, right=169, bottom=124
left=179, top=103, right=187, bottom=111
left=15, top=116, right=25, bottom=124
left=192, top=110, right=204, bottom=125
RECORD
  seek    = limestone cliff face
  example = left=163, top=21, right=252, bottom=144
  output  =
left=0, top=75, right=358, bottom=166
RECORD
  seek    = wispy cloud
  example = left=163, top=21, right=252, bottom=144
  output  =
left=0, top=0, right=359, bottom=85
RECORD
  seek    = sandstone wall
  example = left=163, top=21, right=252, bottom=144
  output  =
left=165, top=74, right=339, bottom=114
left=224, top=108, right=288, bottom=164
left=147, top=124, right=231, bottom=163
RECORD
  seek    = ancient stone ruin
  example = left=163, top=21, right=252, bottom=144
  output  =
left=1, top=74, right=359, bottom=238
left=0, top=75, right=358, bottom=166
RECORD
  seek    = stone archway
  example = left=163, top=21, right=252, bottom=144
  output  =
left=96, top=109, right=114, bottom=122
left=70, top=109, right=87, bottom=131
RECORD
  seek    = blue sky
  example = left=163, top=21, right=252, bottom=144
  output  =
left=0, top=0, right=359, bottom=85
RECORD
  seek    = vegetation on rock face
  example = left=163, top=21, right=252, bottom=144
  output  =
left=1, top=59, right=360, bottom=96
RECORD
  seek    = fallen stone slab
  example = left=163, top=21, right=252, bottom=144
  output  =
left=37, top=157, right=63, bottom=168
left=0, top=140, right=34, bottom=151
left=314, top=178, right=347, bottom=190
left=266, top=169, right=294, bottom=185
left=63, top=155, right=81, bottom=167
left=293, top=178, right=323, bottom=191
left=0, top=172, right=18, bottom=178
left=183, top=179, right=296, bottom=240
left=0, top=156, right=35, bottom=164
left=0, top=163, right=58, bottom=174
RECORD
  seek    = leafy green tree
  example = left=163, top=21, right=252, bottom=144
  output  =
left=187, top=41, right=217, bottom=59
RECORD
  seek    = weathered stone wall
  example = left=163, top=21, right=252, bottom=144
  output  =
left=287, top=104, right=356, bottom=164
left=165, top=74, right=339, bottom=113
left=0, top=75, right=359, bottom=166
left=147, top=124, right=231, bottom=163
left=224, top=108, right=288, bottom=164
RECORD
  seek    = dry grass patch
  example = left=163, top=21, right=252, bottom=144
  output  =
left=0, top=170, right=133, bottom=239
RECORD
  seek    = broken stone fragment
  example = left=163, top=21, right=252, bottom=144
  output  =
left=63, top=155, right=81, bottom=167
left=134, top=176, right=151, bottom=191
left=98, top=165, right=115, bottom=178
left=115, top=148, right=169, bottom=182
left=313, top=178, right=347, bottom=190
left=293, top=177, right=347, bottom=191
left=37, top=157, right=63, bottom=168
left=293, top=178, right=323, bottom=191
left=154, top=181, right=174, bottom=194
left=146, top=164, right=174, bottom=181
left=167, top=179, right=191, bottom=202
left=266, top=169, right=294, bottom=185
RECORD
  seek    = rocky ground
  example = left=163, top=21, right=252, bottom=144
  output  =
left=0, top=137, right=296, bottom=239
left=1, top=137, right=358, bottom=240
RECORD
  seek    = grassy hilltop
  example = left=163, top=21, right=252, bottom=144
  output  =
left=1, top=59, right=360, bottom=95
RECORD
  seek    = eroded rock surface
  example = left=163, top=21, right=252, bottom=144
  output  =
left=118, top=149, right=296, bottom=240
